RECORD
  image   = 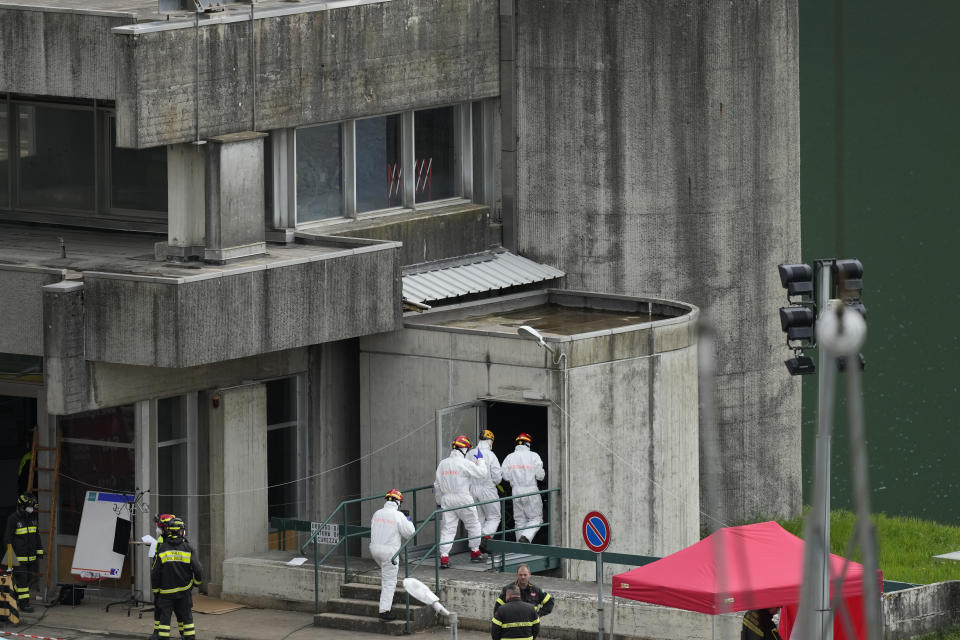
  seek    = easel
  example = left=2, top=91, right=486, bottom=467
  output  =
left=106, top=490, right=152, bottom=615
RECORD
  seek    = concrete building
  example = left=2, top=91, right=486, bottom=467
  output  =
left=0, top=0, right=800, bottom=602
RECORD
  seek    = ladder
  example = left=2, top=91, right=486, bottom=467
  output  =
left=26, top=428, right=62, bottom=594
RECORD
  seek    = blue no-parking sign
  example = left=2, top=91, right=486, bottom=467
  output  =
left=582, top=511, right=611, bottom=553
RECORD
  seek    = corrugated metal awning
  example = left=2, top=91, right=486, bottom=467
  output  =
left=402, top=250, right=564, bottom=304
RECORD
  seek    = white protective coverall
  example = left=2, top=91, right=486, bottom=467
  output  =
left=501, top=443, right=545, bottom=542
left=467, top=439, right=502, bottom=536
left=368, top=500, right=416, bottom=613
left=433, top=449, right=487, bottom=556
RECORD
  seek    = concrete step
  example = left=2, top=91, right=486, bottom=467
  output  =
left=327, top=596, right=431, bottom=622
left=314, top=612, right=408, bottom=636
left=340, top=581, right=412, bottom=605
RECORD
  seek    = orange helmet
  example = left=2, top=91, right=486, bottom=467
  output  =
left=385, top=489, right=403, bottom=503
left=480, top=429, right=495, bottom=442
left=452, top=435, right=472, bottom=450
left=515, top=432, right=532, bottom=445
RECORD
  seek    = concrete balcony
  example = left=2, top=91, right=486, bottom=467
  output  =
left=0, top=224, right=402, bottom=368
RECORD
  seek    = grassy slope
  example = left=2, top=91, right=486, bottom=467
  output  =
left=778, top=510, right=960, bottom=585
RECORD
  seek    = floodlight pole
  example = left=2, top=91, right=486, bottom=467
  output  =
left=797, top=262, right=835, bottom=640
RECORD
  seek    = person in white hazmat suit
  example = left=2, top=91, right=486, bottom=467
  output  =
left=467, top=429, right=503, bottom=544
left=501, top=432, right=545, bottom=543
left=369, top=489, right=416, bottom=621
left=434, top=434, right=488, bottom=568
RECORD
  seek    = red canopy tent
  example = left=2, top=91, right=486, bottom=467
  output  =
left=611, top=521, right=876, bottom=639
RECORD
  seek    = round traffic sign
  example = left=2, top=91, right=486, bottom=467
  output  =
left=582, top=511, right=611, bottom=552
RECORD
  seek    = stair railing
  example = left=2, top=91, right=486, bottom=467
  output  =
left=391, top=487, right=560, bottom=632
left=298, top=483, right=433, bottom=622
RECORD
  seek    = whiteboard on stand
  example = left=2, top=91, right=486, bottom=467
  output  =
left=71, top=491, right=134, bottom=579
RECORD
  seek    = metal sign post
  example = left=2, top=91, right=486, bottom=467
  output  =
left=583, top=512, right=611, bottom=640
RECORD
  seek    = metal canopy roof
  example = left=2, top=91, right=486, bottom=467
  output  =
left=402, top=250, right=564, bottom=304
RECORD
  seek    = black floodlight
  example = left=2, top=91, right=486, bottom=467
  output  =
left=779, top=306, right=816, bottom=342
left=832, top=259, right=863, bottom=297
left=785, top=354, right=816, bottom=376
left=778, top=263, right=814, bottom=298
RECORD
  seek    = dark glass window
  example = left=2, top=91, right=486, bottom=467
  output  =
left=356, top=114, right=401, bottom=212
left=266, top=377, right=298, bottom=519
left=0, top=102, right=8, bottom=208
left=110, top=119, right=167, bottom=212
left=58, top=443, right=134, bottom=536
left=414, top=106, right=457, bottom=202
left=296, top=123, right=343, bottom=222
left=60, top=405, right=135, bottom=444
left=17, top=105, right=95, bottom=212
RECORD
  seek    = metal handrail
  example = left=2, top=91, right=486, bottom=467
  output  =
left=392, top=488, right=560, bottom=616
left=299, top=483, right=433, bottom=621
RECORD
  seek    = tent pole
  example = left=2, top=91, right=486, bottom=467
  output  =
left=608, top=595, right=615, bottom=640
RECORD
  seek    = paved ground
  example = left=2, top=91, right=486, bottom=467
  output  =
left=5, top=600, right=490, bottom=640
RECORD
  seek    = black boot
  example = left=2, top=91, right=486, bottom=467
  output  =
left=379, top=611, right=397, bottom=621
left=20, top=601, right=34, bottom=613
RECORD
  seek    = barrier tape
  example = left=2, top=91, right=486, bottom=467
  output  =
left=0, top=631, right=67, bottom=640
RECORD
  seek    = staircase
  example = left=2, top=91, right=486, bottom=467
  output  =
left=314, top=580, right=438, bottom=636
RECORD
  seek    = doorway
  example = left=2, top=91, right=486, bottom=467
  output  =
left=484, top=401, right=549, bottom=545
left=0, top=395, right=37, bottom=528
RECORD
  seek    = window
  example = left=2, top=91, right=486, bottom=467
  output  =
left=266, top=377, right=302, bottom=520
left=276, top=102, right=479, bottom=228
left=0, top=100, right=8, bottom=208
left=157, top=396, right=188, bottom=518
left=295, top=123, right=343, bottom=221
left=58, top=406, right=136, bottom=535
left=0, top=96, right=167, bottom=227
left=108, top=116, right=167, bottom=213
left=17, top=104, right=96, bottom=212
left=356, top=114, right=402, bottom=213
left=414, top=106, right=456, bottom=203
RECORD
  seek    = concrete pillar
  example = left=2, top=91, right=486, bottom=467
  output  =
left=166, top=143, right=206, bottom=260
left=207, top=383, right=268, bottom=597
left=42, top=280, right=87, bottom=416
left=204, top=132, right=268, bottom=264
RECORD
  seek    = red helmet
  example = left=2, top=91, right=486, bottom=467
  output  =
left=155, top=513, right=176, bottom=530
left=385, top=489, right=403, bottom=503
left=515, top=432, right=533, bottom=445
left=452, top=435, right=472, bottom=450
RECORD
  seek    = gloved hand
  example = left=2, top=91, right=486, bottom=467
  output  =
left=496, top=484, right=505, bottom=495
left=474, top=448, right=483, bottom=460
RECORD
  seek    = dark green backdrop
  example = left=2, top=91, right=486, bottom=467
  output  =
left=800, top=1, right=960, bottom=522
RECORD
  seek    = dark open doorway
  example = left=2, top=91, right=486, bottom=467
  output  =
left=484, top=401, right=549, bottom=545
left=0, top=395, right=38, bottom=528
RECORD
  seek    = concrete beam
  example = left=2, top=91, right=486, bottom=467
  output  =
left=83, top=242, right=401, bottom=368
left=114, top=0, right=499, bottom=148
left=0, top=265, right=65, bottom=356
left=43, top=280, right=89, bottom=415
left=204, top=132, right=268, bottom=262
left=0, top=8, right=131, bottom=99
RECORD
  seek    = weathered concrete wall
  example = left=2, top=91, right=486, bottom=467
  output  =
left=0, top=266, right=64, bottom=356
left=358, top=294, right=699, bottom=578
left=512, top=0, right=802, bottom=526
left=0, top=8, right=131, bottom=99
left=83, top=245, right=401, bottom=368
left=114, top=0, right=499, bottom=148
left=883, top=581, right=960, bottom=640
left=208, top=383, right=268, bottom=597
left=323, top=204, right=492, bottom=267
left=565, top=348, right=700, bottom=582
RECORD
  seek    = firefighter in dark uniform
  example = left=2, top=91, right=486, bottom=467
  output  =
left=149, top=514, right=176, bottom=640
left=491, top=585, right=539, bottom=640
left=3, top=494, right=43, bottom=613
left=151, top=517, right=202, bottom=639
left=494, top=564, right=553, bottom=618
left=741, top=608, right=782, bottom=640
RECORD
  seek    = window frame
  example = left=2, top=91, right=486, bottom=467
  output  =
left=274, top=102, right=476, bottom=230
left=0, top=94, right=167, bottom=231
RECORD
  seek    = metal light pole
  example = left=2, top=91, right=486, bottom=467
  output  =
left=796, top=262, right=836, bottom=640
